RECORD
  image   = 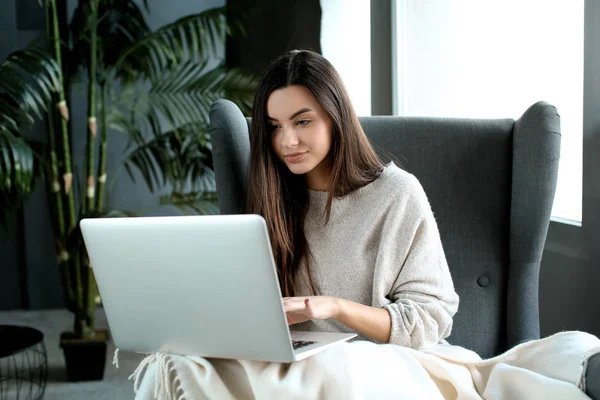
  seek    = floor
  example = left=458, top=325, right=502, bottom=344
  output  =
left=0, top=308, right=145, bottom=400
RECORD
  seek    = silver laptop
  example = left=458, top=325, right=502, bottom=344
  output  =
left=80, top=214, right=356, bottom=363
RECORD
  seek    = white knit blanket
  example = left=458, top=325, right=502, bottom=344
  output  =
left=119, top=331, right=600, bottom=400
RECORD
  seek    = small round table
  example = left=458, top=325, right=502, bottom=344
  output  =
left=0, top=326, right=48, bottom=400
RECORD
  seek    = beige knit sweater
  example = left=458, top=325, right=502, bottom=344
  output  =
left=292, top=162, right=459, bottom=349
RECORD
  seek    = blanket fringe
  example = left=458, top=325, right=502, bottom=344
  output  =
left=129, top=353, right=181, bottom=400
left=577, top=346, right=600, bottom=392
left=173, top=375, right=185, bottom=400
left=579, top=356, right=588, bottom=392
left=112, top=348, right=119, bottom=369
left=129, top=354, right=155, bottom=394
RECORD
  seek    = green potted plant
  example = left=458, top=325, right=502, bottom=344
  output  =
left=0, top=0, right=256, bottom=382
left=0, top=46, right=60, bottom=224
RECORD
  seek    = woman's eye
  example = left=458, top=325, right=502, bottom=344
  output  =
left=298, top=120, right=311, bottom=126
left=270, top=124, right=281, bottom=132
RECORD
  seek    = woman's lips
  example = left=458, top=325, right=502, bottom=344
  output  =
left=284, top=152, right=308, bottom=163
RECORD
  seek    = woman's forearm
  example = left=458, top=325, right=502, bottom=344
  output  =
left=332, top=298, right=392, bottom=343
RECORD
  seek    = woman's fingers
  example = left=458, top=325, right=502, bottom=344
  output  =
left=282, top=297, right=319, bottom=323
left=283, top=302, right=306, bottom=313
left=286, top=310, right=310, bottom=325
left=283, top=297, right=308, bottom=310
left=283, top=296, right=336, bottom=322
left=282, top=297, right=302, bottom=303
left=283, top=298, right=312, bottom=323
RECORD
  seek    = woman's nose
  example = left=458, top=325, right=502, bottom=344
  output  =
left=281, top=127, right=299, bottom=147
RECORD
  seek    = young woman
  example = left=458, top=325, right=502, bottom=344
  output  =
left=246, top=49, right=459, bottom=349
left=132, top=50, right=597, bottom=400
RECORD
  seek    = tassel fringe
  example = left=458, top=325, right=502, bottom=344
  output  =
left=112, top=348, right=119, bottom=369
left=128, top=353, right=184, bottom=400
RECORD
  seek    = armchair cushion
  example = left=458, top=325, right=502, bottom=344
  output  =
left=587, top=353, right=600, bottom=399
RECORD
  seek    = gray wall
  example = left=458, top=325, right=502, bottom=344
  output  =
left=0, top=0, right=225, bottom=310
left=0, top=0, right=21, bottom=310
left=540, top=223, right=599, bottom=335
left=0, top=0, right=50, bottom=310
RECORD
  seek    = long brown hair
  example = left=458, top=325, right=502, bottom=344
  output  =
left=246, top=49, right=384, bottom=297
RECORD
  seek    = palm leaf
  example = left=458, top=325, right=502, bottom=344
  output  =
left=114, top=61, right=256, bottom=136
left=104, top=5, right=254, bottom=213
left=0, top=130, right=36, bottom=223
left=114, top=6, right=244, bottom=82
left=80, top=208, right=138, bottom=219
left=159, top=191, right=219, bottom=215
left=105, top=105, right=145, bottom=149
left=0, top=46, right=61, bottom=131
left=122, top=124, right=214, bottom=193
left=0, top=45, right=62, bottom=223
left=186, top=65, right=257, bottom=115
left=110, top=63, right=254, bottom=205
left=69, top=0, right=151, bottom=79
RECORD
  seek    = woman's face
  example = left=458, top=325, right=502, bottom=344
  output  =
left=267, top=85, right=333, bottom=190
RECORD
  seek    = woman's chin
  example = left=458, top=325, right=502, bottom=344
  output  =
left=285, top=161, right=314, bottom=175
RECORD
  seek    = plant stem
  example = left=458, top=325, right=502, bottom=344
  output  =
left=80, top=0, right=101, bottom=339
left=45, top=0, right=64, bottom=238
left=96, top=81, right=108, bottom=210
left=85, top=0, right=99, bottom=214
left=50, top=0, right=82, bottom=329
left=47, top=103, right=65, bottom=237
left=46, top=0, right=74, bottom=309
left=48, top=102, right=75, bottom=309
left=50, top=0, right=76, bottom=232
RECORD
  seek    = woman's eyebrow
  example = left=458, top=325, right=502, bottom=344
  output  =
left=267, top=107, right=313, bottom=122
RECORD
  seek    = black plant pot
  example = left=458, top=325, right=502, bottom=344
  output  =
left=59, top=330, right=109, bottom=382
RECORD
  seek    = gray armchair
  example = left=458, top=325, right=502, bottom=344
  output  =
left=208, top=99, right=600, bottom=398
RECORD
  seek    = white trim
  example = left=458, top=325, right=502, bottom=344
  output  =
left=392, top=0, right=407, bottom=116
left=549, top=216, right=582, bottom=228
left=544, top=220, right=589, bottom=261
left=543, top=240, right=589, bottom=261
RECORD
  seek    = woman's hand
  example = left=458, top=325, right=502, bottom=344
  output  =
left=283, top=296, right=392, bottom=343
left=282, top=296, right=340, bottom=325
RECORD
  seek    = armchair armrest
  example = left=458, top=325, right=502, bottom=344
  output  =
left=586, top=353, right=600, bottom=399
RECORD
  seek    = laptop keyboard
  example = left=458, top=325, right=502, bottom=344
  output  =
left=292, top=340, right=316, bottom=350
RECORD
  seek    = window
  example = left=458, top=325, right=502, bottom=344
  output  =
left=394, top=0, right=584, bottom=222
left=321, top=0, right=371, bottom=116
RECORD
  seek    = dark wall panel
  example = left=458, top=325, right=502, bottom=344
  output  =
left=226, top=0, right=322, bottom=76
left=16, top=0, right=46, bottom=30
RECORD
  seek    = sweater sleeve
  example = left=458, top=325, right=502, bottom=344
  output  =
left=382, top=176, right=459, bottom=349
